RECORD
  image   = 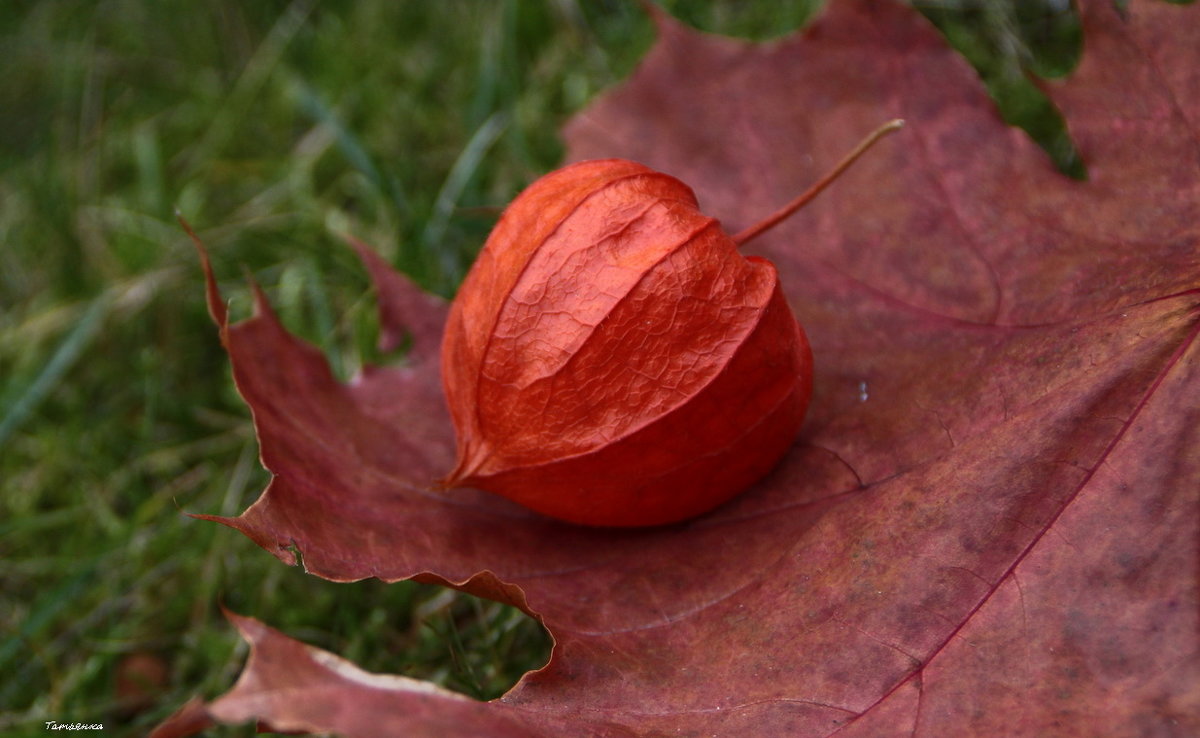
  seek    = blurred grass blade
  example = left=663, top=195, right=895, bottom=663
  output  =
left=422, top=111, right=509, bottom=288
left=178, top=0, right=315, bottom=175
left=293, top=78, right=409, bottom=216
left=0, top=565, right=95, bottom=672
left=0, top=294, right=110, bottom=446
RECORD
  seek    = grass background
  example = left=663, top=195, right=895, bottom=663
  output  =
left=1, top=1, right=1085, bottom=735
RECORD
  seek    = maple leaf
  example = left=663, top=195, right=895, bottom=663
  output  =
left=155, top=1, right=1200, bottom=736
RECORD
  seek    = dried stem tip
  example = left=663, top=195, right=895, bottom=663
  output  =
left=733, top=118, right=905, bottom=246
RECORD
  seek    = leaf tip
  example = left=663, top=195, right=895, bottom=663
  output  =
left=339, top=230, right=374, bottom=261
left=148, top=696, right=213, bottom=738
left=177, top=214, right=229, bottom=329
left=239, top=266, right=274, bottom=319
left=640, top=0, right=688, bottom=38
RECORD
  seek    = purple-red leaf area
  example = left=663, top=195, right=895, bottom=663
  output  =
left=154, top=1, right=1200, bottom=736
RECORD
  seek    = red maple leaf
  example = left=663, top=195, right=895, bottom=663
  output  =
left=155, top=1, right=1200, bottom=735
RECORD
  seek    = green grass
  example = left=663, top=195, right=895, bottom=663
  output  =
left=0, top=1, right=1084, bottom=735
